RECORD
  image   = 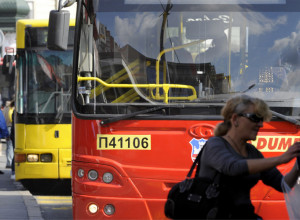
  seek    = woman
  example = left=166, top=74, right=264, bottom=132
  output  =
left=199, top=94, right=300, bottom=219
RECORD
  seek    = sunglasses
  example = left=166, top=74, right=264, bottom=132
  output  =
left=238, top=113, right=264, bottom=123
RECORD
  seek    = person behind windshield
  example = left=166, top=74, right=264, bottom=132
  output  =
left=199, top=94, right=300, bottom=219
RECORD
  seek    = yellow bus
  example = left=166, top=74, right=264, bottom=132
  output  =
left=14, top=19, right=74, bottom=190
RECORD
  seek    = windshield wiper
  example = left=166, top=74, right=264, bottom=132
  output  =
left=242, top=84, right=255, bottom=93
left=100, top=104, right=300, bottom=126
left=271, top=110, right=300, bottom=126
left=100, top=105, right=183, bottom=125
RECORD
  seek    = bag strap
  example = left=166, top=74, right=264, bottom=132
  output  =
left=187, top=137, right=228, bottom=184
left=186, top=142, right=207, bottom=178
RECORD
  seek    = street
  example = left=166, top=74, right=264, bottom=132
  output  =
left=21, top=174, right=73, bottom=220
left=34, top=196, right=72, bottom=220
left=0, top=142, right=73, bottom=220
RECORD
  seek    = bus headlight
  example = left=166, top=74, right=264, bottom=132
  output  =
left=104, top=204, right=115, bottom=216
left=103, top=172, right=113, bottom=183
left=88, top=170, right=98, bottom=181
left=77, top=169, right=84, bottom=178
left=27, top=154, right=39, bottom=162
left=88, top=203, right=98, bottom=214
left=40, top=154, right=52, bottom=162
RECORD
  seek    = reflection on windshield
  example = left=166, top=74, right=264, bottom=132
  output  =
left=26, top=50, right=73, bottom=114
left=77, top=1, right=300, bottom=115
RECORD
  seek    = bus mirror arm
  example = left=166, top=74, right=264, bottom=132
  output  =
left=59, top=0, right=76, bottom=10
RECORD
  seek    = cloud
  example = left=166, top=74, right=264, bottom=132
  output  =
left=115, top=12, right=160, bottom=52
left=270, top=32, right=299, bottom=52
left=269, top=20, right=300, bottom=54
left=238, top=13, right=286, bottom=36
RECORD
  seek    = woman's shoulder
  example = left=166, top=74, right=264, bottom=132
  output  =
left=207, top=136, right=225, bottom=143
left=205, top=136, right=227, bottom=149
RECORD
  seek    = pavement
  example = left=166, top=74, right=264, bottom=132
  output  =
left=0, top=142, right=44, bottom=220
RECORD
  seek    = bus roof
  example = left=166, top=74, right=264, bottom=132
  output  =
left=16, top=19, right=75, bottom=49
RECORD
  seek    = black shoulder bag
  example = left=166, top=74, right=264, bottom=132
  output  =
left=164, top=143, right=222, bottom=219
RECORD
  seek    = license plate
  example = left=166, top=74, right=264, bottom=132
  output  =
left=97, top=134, right=151, bottom=150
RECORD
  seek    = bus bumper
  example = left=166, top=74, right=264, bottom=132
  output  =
left=72, top=192, right=166, bottom=219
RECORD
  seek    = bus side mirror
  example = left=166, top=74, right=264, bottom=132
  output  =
left=47, top=10, right=70, bottom=51
left=2, top=55, right=15, bottom=75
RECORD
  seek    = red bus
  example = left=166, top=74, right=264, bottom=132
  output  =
left=49, top=0, right=300, bottom=219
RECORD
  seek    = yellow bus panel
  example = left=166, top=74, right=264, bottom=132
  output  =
left=14, top=124, right=71, bottom=180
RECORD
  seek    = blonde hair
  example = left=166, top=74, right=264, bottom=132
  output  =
left=214, top=95, right=272, bottom=136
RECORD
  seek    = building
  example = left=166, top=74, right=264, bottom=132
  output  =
left=0, top=0, right=76, bottom=104
left=0, top=0, right=76, bottom=56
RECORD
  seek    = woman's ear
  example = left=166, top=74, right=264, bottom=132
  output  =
left=232, top=113, right=239, bottom=127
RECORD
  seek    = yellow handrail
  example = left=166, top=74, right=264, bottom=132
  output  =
left=81, top=40, right=205, bottom=104
left=149, top=89, right=196, bottom=101
left=78, top=76, right=197, bottom=103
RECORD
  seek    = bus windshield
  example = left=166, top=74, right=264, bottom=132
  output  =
left=75, top=0, right=300, bottom=117
left=24, top=50, right=72, bottom=114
